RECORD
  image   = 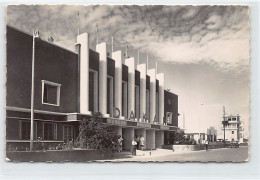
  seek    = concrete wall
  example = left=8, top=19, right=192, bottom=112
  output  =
left=6, top=149, right=113, bottom=162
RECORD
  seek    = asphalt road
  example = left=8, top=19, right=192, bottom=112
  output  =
left=109, top=146, right=248, bottom=162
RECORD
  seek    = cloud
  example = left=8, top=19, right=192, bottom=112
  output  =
left=7, top=5, right=250, bottom=71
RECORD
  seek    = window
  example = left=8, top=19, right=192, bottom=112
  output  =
left=232, top=117, right=236, bottom=121
left=232, top=131, right=234, bottom=134
left=156, top=92, right=159, bottom=122
left=43, top=122, right=57, bottom=140
left=135, top=86, right=140, bottom=120
left=19, top=121, right=37, bottom=140
left=122, top=81, right=127, bottom=117
left=228, top=118, right=231, bottom=121
left=146, top=89, right=150, bottom=122
left=42, top=80, right=61, bottom=106
left=107, top=76, right=114, bottom=116
left=166, top=112, right=173, bottom=124
left=89, top=70, right=98, bottom=113
left=63, top=125, right=73, bottom=142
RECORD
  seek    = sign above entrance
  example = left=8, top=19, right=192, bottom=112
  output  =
left=137, top=122, right=151, bottom=128
left=160, top=125, right=170, bottom=130
left=107, top=118, right=126, bottom=126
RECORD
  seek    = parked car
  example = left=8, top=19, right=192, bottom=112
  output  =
left=226, top=141, right=239, bottom=148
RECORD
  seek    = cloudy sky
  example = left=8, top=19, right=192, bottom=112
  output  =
left=7, top=5, right=250, bottom=137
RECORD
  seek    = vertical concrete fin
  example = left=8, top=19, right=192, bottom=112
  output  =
left=137, top=64, right=147, bottom=121
left=147, top=69, right=156, bottom=123
left=96, top=42, right=109, bottom=117
left=125, top=57, right=135, bottom=118
left=156, top=73, right=165, bottom=124
left=112, top=51, right=123, bottom=118
left=76, top=33, right=91, bottom=115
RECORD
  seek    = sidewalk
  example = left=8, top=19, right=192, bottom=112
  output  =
left=100, top=147, right=230, bottom=162
left=101, top=148, right=179, bottom=162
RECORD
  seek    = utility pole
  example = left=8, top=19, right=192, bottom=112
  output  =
left=30, top=29, right=40, bottom=151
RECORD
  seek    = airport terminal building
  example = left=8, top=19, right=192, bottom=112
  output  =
left=6, top=26, right=179, bottom=151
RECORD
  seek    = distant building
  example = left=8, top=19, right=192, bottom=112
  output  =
left=185, top=132, right=206, bottom=144
left=222, top=115, right=242, bottom=142
left=206, top=127, right=217, bottom=142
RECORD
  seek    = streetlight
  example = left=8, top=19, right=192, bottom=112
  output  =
left=30, top=29, right=40, bottom=151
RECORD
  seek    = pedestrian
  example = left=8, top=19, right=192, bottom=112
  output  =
left=135, top=135, right=140, bottom=150
left=205, top=139, right=209, bottom=151
left=117, top=135, right=123, bottom=152
left=131, top=138, right=137, bottom=156
left=140, top=135, right=145, bottom=155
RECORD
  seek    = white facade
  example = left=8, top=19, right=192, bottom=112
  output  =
left=222, top=115, right=241, bottom=142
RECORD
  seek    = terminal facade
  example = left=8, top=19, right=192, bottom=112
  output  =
left=6, top=26, right=179, bottom=151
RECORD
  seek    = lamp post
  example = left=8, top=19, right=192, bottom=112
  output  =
left=30, top=29, right=40, bottom=151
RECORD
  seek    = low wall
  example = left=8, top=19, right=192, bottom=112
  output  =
left=162, top=143, right=226, bottom=152
left=6, top=149, right=113, bottom=162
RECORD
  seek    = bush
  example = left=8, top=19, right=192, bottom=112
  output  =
left=78, top=112, right=115, bottom=152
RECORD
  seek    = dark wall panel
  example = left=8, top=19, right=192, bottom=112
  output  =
left=135, top=70, right=140, bottom=86
left=107, top=57, right=115, bottom=77
left=122, top=64, right=128, bottom=82
left=164, top=91, right=178, bottom=127
left=89, top=49, right=99, bottom=71
left=6, top=26, right=78, bottom=113
left=146, top=75, right=150, bottom=90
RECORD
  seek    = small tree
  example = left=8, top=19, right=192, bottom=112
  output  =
left=78, top=112, right=115, bottom=152
left=174, top=131, right=185, bottom=144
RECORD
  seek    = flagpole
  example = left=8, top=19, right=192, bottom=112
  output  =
left=146, top=52, right=148, bottom=71
left=77, top=12, right=80, bottom=35
left=30, top=29, right=39, bottom=151
left=125, top=41, right=128, bottom=58
left=137, top=49, right=140, bottom=65
left=96, top=24, right=99, bottom=45
left=111, top=35, right=114, bottom=52
left=155, top=59, right=157, bottom=74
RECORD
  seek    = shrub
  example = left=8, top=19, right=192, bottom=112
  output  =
left=78, top=112, right=115, bottom=152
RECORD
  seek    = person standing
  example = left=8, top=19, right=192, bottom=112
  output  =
left=135, top=135, right=140, bottom=150
left=205, top=139, right=209, bottom=151
left=117, top=135, right=123, bottom=152
left=131, top=138, right=137, bottom=156
left=140, top=135, right=145, bottom=155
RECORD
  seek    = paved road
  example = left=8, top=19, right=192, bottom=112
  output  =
left=107, top=146, right=248, bottom=162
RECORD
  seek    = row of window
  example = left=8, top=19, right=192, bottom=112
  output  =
left=19, top=121, right=73, bottom=142
left=227, top=117, right=238, bottom=121
left=224, top=124, right=240, bottom=128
